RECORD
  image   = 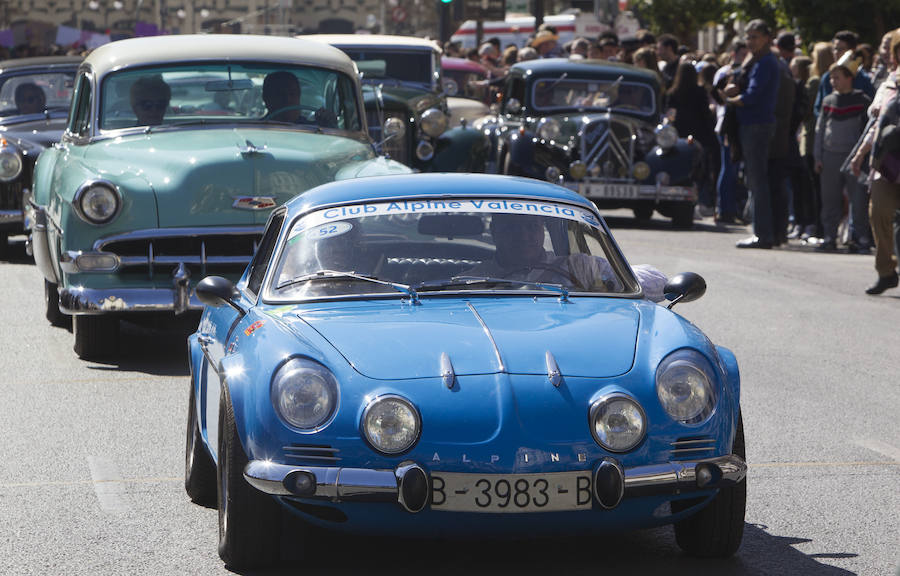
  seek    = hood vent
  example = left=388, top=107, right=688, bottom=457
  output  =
left=283, top=444, right=341, bottom=463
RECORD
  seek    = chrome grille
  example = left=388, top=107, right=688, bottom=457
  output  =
left=283, top=444, right=341, bottom=463
left=580, top=118, right=635, bottom=181
left=671, top=436, right=717, bottom=459
left=96, top=227, right=263, bottom=279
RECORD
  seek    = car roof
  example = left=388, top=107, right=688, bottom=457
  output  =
left=284, top=173, right=597, bottom=218
left=83, top=34, right=357, bottom=78
left=301, top=34, right=441, bottom=52
left=0, top=56, right=83, bottom=74
left=511, top=57, right=661, bottom=86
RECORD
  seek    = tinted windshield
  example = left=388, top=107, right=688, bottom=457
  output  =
left=531, top=78, right=655, bottom=114
left=99, top=63, right=361, bottom=131
left=339, top=48, right=438, bottom=86
left=0, top=69, right=76, bottom=118
left=267, top=198, right=638, bottom=301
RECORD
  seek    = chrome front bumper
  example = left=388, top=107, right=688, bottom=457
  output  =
left=568, top=181, right=697, bottom=202
left=244, top=454, right=746, bottom=511
left=59, top=285, right=202, bottom=315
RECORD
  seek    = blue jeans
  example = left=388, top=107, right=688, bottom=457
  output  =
left=739, top=123, right=776, bottom=243
left=717, top=133, right=738, bottom=217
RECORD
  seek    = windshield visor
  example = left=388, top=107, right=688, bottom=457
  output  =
left=267, top=198, right=639, bottom=301
left=99, top=63, right=362, bottom=131
left=531, top=78, right=655, bottom=114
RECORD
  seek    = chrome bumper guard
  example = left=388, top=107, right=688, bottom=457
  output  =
left=29, top=203, right=58, bottom=283
left=244, top=454, right=746, bottom=512
left=570, top=181, right=697, bottom=202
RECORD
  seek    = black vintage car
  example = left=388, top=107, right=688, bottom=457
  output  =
left=0, top=56, right=81, bottom=255
left=304, top=34, right=489, bottom=173
left=482, top=58, right=702, bottom=228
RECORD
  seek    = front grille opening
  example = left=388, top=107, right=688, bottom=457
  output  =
left=283, top=444, right=341, bottom=463
left=670, top=436, right=716, bottom=459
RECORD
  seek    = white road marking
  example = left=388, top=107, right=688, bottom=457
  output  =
left=855, top=439, right=900, bottom=462
left=87, top=456, right=129, bottom=514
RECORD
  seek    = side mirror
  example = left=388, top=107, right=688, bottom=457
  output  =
left=664, top=272, right=706, bottom=310
left=195, top=276, right=241, bottom=310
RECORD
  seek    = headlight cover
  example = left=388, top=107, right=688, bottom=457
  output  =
left=420, top=107, right=448, bottom=137
left=271, top=357, right=339, bottom=431
left=536, top=117, right=561, bottom=141
left=0, top=144, right=23, bottom=182
left=362, top=395, right=420, bottom=455
left=656, top=349, right=717, bottom=425
left=590, top=393, right=646, bottom=452
left=655, top=124, right=678, bottom=150
left=75, top=181, right=121, bottom=225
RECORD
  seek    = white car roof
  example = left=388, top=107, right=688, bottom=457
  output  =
left=300, top=34, right=441, bottom=53
left=84, top=34, right=358, bottom=78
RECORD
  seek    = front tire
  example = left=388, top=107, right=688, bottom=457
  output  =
left=45, top=280, right=68, bottom=327
left=670, top=203, right=695, bottom=229
left=217, top=386, right=282, bottom=569
left=72, top=315, right=120, bottom=359
left=185, top=383, right=216, bottom=506
left=673, top=413, right=746, bottom=557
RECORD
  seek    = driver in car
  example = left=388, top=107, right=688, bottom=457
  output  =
left=263, top=70, right=337, bottom=127
left=15, top=82, right=46, bottom=114
left=466, top=213, right=667, bottom=301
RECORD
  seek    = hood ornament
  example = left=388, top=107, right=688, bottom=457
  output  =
left=545, top=351, right=562, bottom=387
left=440, top=353, right=456, bottom=390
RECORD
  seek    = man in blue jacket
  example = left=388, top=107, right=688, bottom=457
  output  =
left=724, top=20, right=781, bottom=249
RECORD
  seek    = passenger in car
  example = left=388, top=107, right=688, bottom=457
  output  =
left=263, top=70, right=338, bottom=127
left=15, top=82, right=46, bottom=114
left=466, top=213, right=667, bottom=301
left=130, top=75, right=171, bottom=126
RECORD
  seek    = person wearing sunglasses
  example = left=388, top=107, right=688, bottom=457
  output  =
left=14, top=83, right=46, bottom=115
left=129, top=75, right=171, bottom=126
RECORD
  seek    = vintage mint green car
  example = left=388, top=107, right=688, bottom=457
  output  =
left=29, top=34, right=409, bottom=359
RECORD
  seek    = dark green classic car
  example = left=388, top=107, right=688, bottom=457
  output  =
left=29, top=34, right=409, bottom=359
left=303, top=35, right=489, bottom=173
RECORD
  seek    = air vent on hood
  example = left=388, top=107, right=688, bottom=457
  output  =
left=283, top=444, right=341, bottom=464
left=670, top=437, right=716, bottom=460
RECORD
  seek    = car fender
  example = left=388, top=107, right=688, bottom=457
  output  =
left=646, top=140, right=701, bottom=184
left=715, top=345, right=740, bottom=420
left=429, top=126, right=490, bottom=172
left=504, top=132, right=536, bottom=174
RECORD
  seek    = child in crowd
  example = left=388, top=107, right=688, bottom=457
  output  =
left=814, top=53, right=872, bottom=251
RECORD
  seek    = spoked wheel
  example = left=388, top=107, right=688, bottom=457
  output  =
left=672, top=412, right=746, bottom=557
left=217, top=386, right=283, bottom=569
left=185, top=383, right=216, bottom=506
left=44, top=280, right=68, bottom=327
left=72, top=315, right=120, bottom=359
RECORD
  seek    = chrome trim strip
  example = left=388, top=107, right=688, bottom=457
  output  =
left=58, top=286, right=204, bottom=314
left=93, top=225, right=265, bottom=252
left=243, top=455, right=747, bottom=504
left=671, top=438, right=716, bottom=446
left=671, top=447, right=716, bottom=453
left=466, top=301, right=505, bottom=372
left=283, top=446, right=341, bottom=453
left=116, top=254, right=252, bottom=267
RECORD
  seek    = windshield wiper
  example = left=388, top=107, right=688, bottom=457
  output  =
left=416, top=275, right=569, bottom=301
left=276, top=269, right=419, bottom=303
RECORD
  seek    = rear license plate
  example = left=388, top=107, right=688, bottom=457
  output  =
left=584, top=184, right=639, bottom=199
left=431, top=471, right=592, bottom=513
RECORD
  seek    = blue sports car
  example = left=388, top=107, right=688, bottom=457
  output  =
left=185, top=173, right=746, bottom=568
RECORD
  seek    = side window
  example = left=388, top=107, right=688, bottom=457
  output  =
left=504, top=78, right=525, bottom=112
left=67, top=73, right=92, bottom=137
left=246, top=211, right=286, bottom=297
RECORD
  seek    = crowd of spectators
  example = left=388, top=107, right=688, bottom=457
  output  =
left=444, top=21, right=900, bottom=297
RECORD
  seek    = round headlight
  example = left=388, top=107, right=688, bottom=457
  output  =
left=536, top=117, right=561, bottom=141
left=383, top=116, right=406, bottom=140
left=632, top=161, right=651, bottom=181
left=362, top=395, right=420, bottom=455
left=415, top=140, right=435, bottom=161
left=442, top=78, right=459, bottom=96
left=569, top=160, right=587, bottom=180
left=655, top=124, right=678, bottom=150
left=76, top=182, right=120, bottom=225
left=656, top=349, right=716, bottom=424
left=271, top=357, right=339, bottom=431
left=0, top=146, right=23, bottom=182
left=590, top=393, right=646, bottom=452
left=420, top=107, right=448, bottom=137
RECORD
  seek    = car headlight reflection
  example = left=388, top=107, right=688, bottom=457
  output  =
left=590, top=393, right=646, bottom=452
left=420, top=108, right=448, bottom=137
left=536, top=117, right=561, bottom=141
left=76, top=181, right=120, bottom=225
left=271, top=357, right=338, bottom=431
left=362, top=395, right=420, bottom=455
left=655, top=124, right=678, bottom=150
left=0, top=144, right=23, bottom=182
left=656, top=349, right=716, bottom=424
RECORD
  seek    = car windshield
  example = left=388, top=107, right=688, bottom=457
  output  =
left=0, top=70, right=76, bottom=119
left=531, top=78, right=655, bottom=114
left=98, top=63, right=362, bottom=131
left=267, top=198, right=639, bottom=301
left=339, top=48, right=439, bottom=87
